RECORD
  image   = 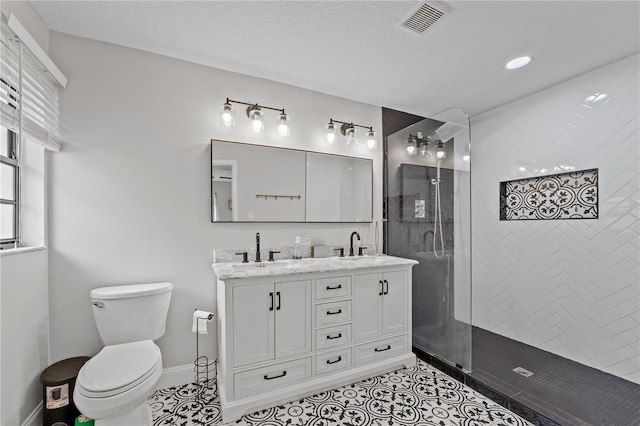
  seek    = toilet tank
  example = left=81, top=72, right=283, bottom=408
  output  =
left=90, top=282, right=173, bottom=346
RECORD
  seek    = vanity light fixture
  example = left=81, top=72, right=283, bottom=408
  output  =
left=325, top=119, right=377, bottom=150
left=221, top=98, right=289, bottom=136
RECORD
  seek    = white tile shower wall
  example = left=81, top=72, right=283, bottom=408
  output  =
left=472, top=54, right=639, bottom=384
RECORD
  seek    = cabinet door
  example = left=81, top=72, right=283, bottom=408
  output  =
left=353, top=273, right=383, bottom=341
left=275, top=280, right=312, bottom=358
left=382, top=271, right=408, bottom=335
left=233, top=282, right=275, bottom=367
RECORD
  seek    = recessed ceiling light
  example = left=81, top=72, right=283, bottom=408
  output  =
left=505, top=56, right=532, bottom=70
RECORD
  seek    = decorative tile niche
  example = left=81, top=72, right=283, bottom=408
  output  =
left=499, top=168, right=598, bottom=220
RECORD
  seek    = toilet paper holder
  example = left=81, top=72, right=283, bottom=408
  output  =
left=193, top=308, right=216, bottom=403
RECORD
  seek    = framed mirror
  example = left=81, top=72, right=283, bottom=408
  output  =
left=211, top=139, right=373, bottom=223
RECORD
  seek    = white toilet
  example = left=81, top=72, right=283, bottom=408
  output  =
left=74, top=282, right=173, bottom=425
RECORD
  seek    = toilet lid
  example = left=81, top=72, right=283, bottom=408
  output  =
left=77, top=340, right=161, bottom=397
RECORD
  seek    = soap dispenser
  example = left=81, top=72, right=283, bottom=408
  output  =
left=293, top=236, right=302, bottom=259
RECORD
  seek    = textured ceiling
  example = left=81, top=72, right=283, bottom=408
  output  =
left=30, top=1, right=640, bottom=118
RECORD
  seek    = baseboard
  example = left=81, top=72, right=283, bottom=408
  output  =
left=22, top=402, right=42, bottom=426
left=157, top=363, right=195, bottom=390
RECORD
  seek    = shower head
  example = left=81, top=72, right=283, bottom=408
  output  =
left=427, top=121, right=467, bottom=143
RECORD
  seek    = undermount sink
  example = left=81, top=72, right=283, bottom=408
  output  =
left=338, top=255, right=388, bottom=262
left=231, top=262, right=277, bottom=270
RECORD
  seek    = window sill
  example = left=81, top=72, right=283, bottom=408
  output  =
left=0, top=246, right=46, bottom=256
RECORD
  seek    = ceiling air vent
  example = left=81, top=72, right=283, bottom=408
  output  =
left=398, top=1, right=452, bottom=35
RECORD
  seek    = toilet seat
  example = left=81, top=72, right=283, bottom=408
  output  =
left=77, top=340, right=161, bottom=398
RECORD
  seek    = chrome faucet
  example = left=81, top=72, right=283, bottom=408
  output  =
left=255, top=232, right=261, bottom=262
left=349, top=231, right=360, bottom=257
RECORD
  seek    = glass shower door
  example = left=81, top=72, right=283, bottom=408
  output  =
left=384, top=109, right=472, bottom=371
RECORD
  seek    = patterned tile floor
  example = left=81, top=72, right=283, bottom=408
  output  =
left=149, top=359, right=533, bottom=426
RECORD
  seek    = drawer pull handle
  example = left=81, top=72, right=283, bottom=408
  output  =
left=379, top=280, right=384, bottom=296
left=326, top=356, right=342, bottom=365
left=326, top=284, right=342, bottom=290
left=326, top=333, right=342, bottom=340
left=276, top=291, right=281, bottom=311
left=326, top=309, right=342, bottom=315
left=269, top=292, right=274, bottom=311
left=383, top=279, right=389, bottom=295
left=264, top=371, right=287, bottom=380
left=374, top=345, right=391, bottom=352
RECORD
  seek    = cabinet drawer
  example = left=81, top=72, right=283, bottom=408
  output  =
left=316, top=323, right=352, bottom=351
left=354, top=335, right=407, bottom=365
left=316, top=300, right=352, bottom=326
left=234, top=357, right=312, bottom=397
left=316, top=276, right=351, bottom=300
left=315, top=348, right=352, bottom=376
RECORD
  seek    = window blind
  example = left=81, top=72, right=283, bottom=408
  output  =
left=1, top=15, right=64, bottom=152
left=0, top=23, right=20, bottom=135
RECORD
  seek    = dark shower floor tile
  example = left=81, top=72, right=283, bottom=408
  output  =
left=471, top=327, right=640, bottom=426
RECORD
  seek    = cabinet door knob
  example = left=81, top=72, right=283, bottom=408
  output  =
left=264, top=371, right=287, bottom=380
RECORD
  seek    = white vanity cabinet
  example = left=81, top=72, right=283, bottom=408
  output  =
left=353, top=271, right=408, bottom=341
left=232, top=280, right=312, bottom=367
left=214, top=256, right=417, bottom=423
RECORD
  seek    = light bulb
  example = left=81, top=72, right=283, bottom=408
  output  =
left=366, top=129, right=376, bottom=150
left=326, top=121, right=336, bottom=144
left=406, top=136, right=417, bottom=156
left=436, top=142, right=446, bottom=160
left=247, top=106, right=263, bottom=133
left=345, top=126, right=357, bottom=147
left=220, top=102, right=235, bottom=127
left=277, top=112, right=290, bottom=136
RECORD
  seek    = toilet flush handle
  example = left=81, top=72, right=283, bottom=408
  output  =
left=92, top=301, right=105, bottom=308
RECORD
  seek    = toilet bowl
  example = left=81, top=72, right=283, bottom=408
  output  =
left=75, top=340, right=162, bottom=424
left=74, top=282, right=173, bottom=426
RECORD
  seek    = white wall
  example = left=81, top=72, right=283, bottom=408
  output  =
left=0, top=250, right=50, bottom=426
left=47, top=31, right=382, bottom=372
left=0, top=2, right=51, bottom=425
left=472, top=54, right=639, bottom=384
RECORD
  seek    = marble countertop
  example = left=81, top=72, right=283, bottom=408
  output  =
left=212, top=255, right=418, bottom=280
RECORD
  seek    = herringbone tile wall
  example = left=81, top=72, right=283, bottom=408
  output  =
left=471, top=54, right=639, bottom=384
